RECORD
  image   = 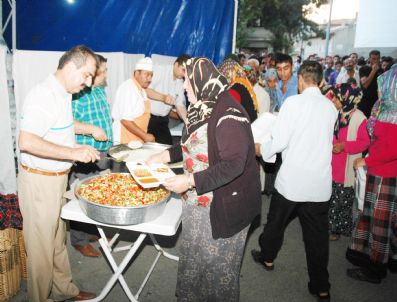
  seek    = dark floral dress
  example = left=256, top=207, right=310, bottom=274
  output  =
left=176, top=124, right=249, bottom=302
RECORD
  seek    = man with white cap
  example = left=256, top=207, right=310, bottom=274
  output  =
left=112, top=57, right=156, bottom=143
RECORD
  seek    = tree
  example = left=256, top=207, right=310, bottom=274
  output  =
left=237, top=0, right=327, bottom=52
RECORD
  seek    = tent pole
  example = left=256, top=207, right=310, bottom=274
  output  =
left=324, top=0, right=333, bottom=58
left=12, top=0, right=15, bottom=52
left=232, top=0, right=238, bottom=54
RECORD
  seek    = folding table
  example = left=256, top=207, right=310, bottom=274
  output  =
left=61, top=197, right=182, bottom=301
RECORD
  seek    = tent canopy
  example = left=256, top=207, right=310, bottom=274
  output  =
left=2, top=0, right=234, bottom=64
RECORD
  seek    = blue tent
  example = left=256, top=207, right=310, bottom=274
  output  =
left=2, top=0, right=235, bottom=64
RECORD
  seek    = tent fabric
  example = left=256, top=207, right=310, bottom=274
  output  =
left=355, top=0, right=397, bottom=48
left=0, top=46, right=17, bottom=194
left=9, top=0, right=234, bottom=65
left=13, top=50, right=144, bottom=115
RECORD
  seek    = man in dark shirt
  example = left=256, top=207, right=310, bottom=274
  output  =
left=359, top=50, right=383, bottom=118
left=323, top=56, right=334, bottom=84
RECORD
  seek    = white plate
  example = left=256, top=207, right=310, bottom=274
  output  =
left=126, top=162, right=175, bottom=188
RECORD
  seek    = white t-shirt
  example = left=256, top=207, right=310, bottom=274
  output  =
left=149, top=65, right=185, bottom=117
left=336, top=69, right=361, bottom=87
left=260, top=87, right=338, bottom=202
left=19, top=74, right=75, bottom=172
left=253, top=83, right=270, bottom=114
left=111, top=78, right=148, bottom=143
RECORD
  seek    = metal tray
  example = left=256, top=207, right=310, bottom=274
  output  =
left=74, top=173, right=171, bottom=225
left=108, top=142, right=171, bottom=158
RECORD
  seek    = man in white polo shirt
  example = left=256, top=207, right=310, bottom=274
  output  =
left=18, top=45, right=103, bottom=301
left=112, top=57, right=156, bottom=144
left=147, top=54, right=190, bottom=145
left=251, top=61, right=337, bottom=302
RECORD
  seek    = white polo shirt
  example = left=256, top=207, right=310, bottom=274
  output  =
left=19, top=74, right=75, bottom=172
left=260, top=87, right=338, bottom=202
left=111, top=78, right=147, bottom=143
left=149, top=66, right=185, bottom=117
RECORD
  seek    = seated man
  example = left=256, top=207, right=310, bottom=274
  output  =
left=112, top=57, right=156, bottom=144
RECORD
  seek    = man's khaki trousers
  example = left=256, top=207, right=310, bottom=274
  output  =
left=18, top=168, right=79, bottom=302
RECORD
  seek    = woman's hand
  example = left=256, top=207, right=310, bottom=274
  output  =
left=353, top=158, right=366, bottom=169
left=163, top=174, right=193, bottom=194
left=145, top=150, right=170, bottom=165
left=255, top=143, right=262, bottom=157
left=332, top=141, right=345, bottom=154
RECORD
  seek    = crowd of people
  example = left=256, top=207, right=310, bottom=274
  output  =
left=16, top=44, right=396, bottom=302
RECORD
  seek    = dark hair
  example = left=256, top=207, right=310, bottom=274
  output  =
left=349, top=52, right=358, bottom=57
left=346, top=77, right=357, bottom=85
left=237, top=53, right=246, bottom=60
left=342, top=55, right=350, bottom=62
left=298, top=61, right=323, bottom=85
left=335, top=60, right=343, bottom=66
left=96, top=54, right=107, bottom=64
left=369, top=50, right=380, bottom=57
left=223, top=53, right=239, bottom=63
left=381, top=56, right=393, bottom=63
left=357, top=57, right=366, bottom=66
left=175, top=54, right=191, bottom=65
left=275, top=53, right=292, bottom=66
left=57, top=45, right=97, bottom=70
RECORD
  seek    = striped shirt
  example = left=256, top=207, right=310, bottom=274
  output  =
left=72, top=86, right=113, bottom=151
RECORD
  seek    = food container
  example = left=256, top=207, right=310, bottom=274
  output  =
left=74, top=173, right=171, bottom=225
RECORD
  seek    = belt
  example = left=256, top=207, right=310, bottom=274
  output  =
left=21, top=165, right=70, bottom=176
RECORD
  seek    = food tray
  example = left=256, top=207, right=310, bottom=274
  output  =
left=108, top=142, right=171, bottom=163
left=126, top=162, right=175, bottom=188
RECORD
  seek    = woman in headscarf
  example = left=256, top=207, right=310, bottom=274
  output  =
left=218, top=58, right=259, bottom=122
left=264, top=68, right=281, bottom=113
left=322, top=83, right=370, bottom=241
left=147, top=57, right=261, bottom=301
left=245, top=65, right=271, bottom=115
left=346, top=64, right=397, bottom=284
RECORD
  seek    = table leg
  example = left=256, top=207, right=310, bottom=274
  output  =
left=87, top=233, right=147, bottom=302
left=149, top=234, right=179, bottom=261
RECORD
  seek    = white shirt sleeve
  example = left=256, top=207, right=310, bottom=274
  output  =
left=260, top=99, right=295, bottom=160
left=20, top=87, right=58, bottom=137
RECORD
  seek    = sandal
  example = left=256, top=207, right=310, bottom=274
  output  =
left=251, top=250, right=275, bottom=271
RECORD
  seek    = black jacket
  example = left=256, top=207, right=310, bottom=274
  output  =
left=169, top=91, right=261, bottom=239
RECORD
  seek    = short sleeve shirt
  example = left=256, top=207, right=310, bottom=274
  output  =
left=111, top=78, right=148, bottom=143
left=149, top=66, right=185, bottom=116
left=19, top=74, right=75, bottom=172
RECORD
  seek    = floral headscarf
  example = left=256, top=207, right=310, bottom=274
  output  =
left=218, top=59, right=259, bottom=112
left=377, top=63, right=397, bottom=125
left=182, top=57, right=229, bottom=142
left=322, top=83, right=363, bottom=138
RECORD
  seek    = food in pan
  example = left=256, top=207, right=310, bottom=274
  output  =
left=77, top=174, right=168, bottom=207
left=156, top=167, right=169, bottom=172
left=127, top=140, right=143, bottom=149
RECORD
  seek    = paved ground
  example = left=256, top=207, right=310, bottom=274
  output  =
left=11, top=194, right=397, bottom=302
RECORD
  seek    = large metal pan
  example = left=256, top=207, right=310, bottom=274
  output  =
left=74, top=173, right=171, bottom=225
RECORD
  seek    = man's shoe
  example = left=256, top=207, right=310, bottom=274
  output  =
left=251, top=250, right=274, bottom=271
left=71, top=291, right=96, bottom=301
left=346, top=268, right=381, bottom=284
left=74, top=244, right=101, bottom=257
left=315, top=292, right=331, bottom=302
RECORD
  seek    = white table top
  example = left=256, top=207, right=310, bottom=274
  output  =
left=61, top=197, right=182, bottom=236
